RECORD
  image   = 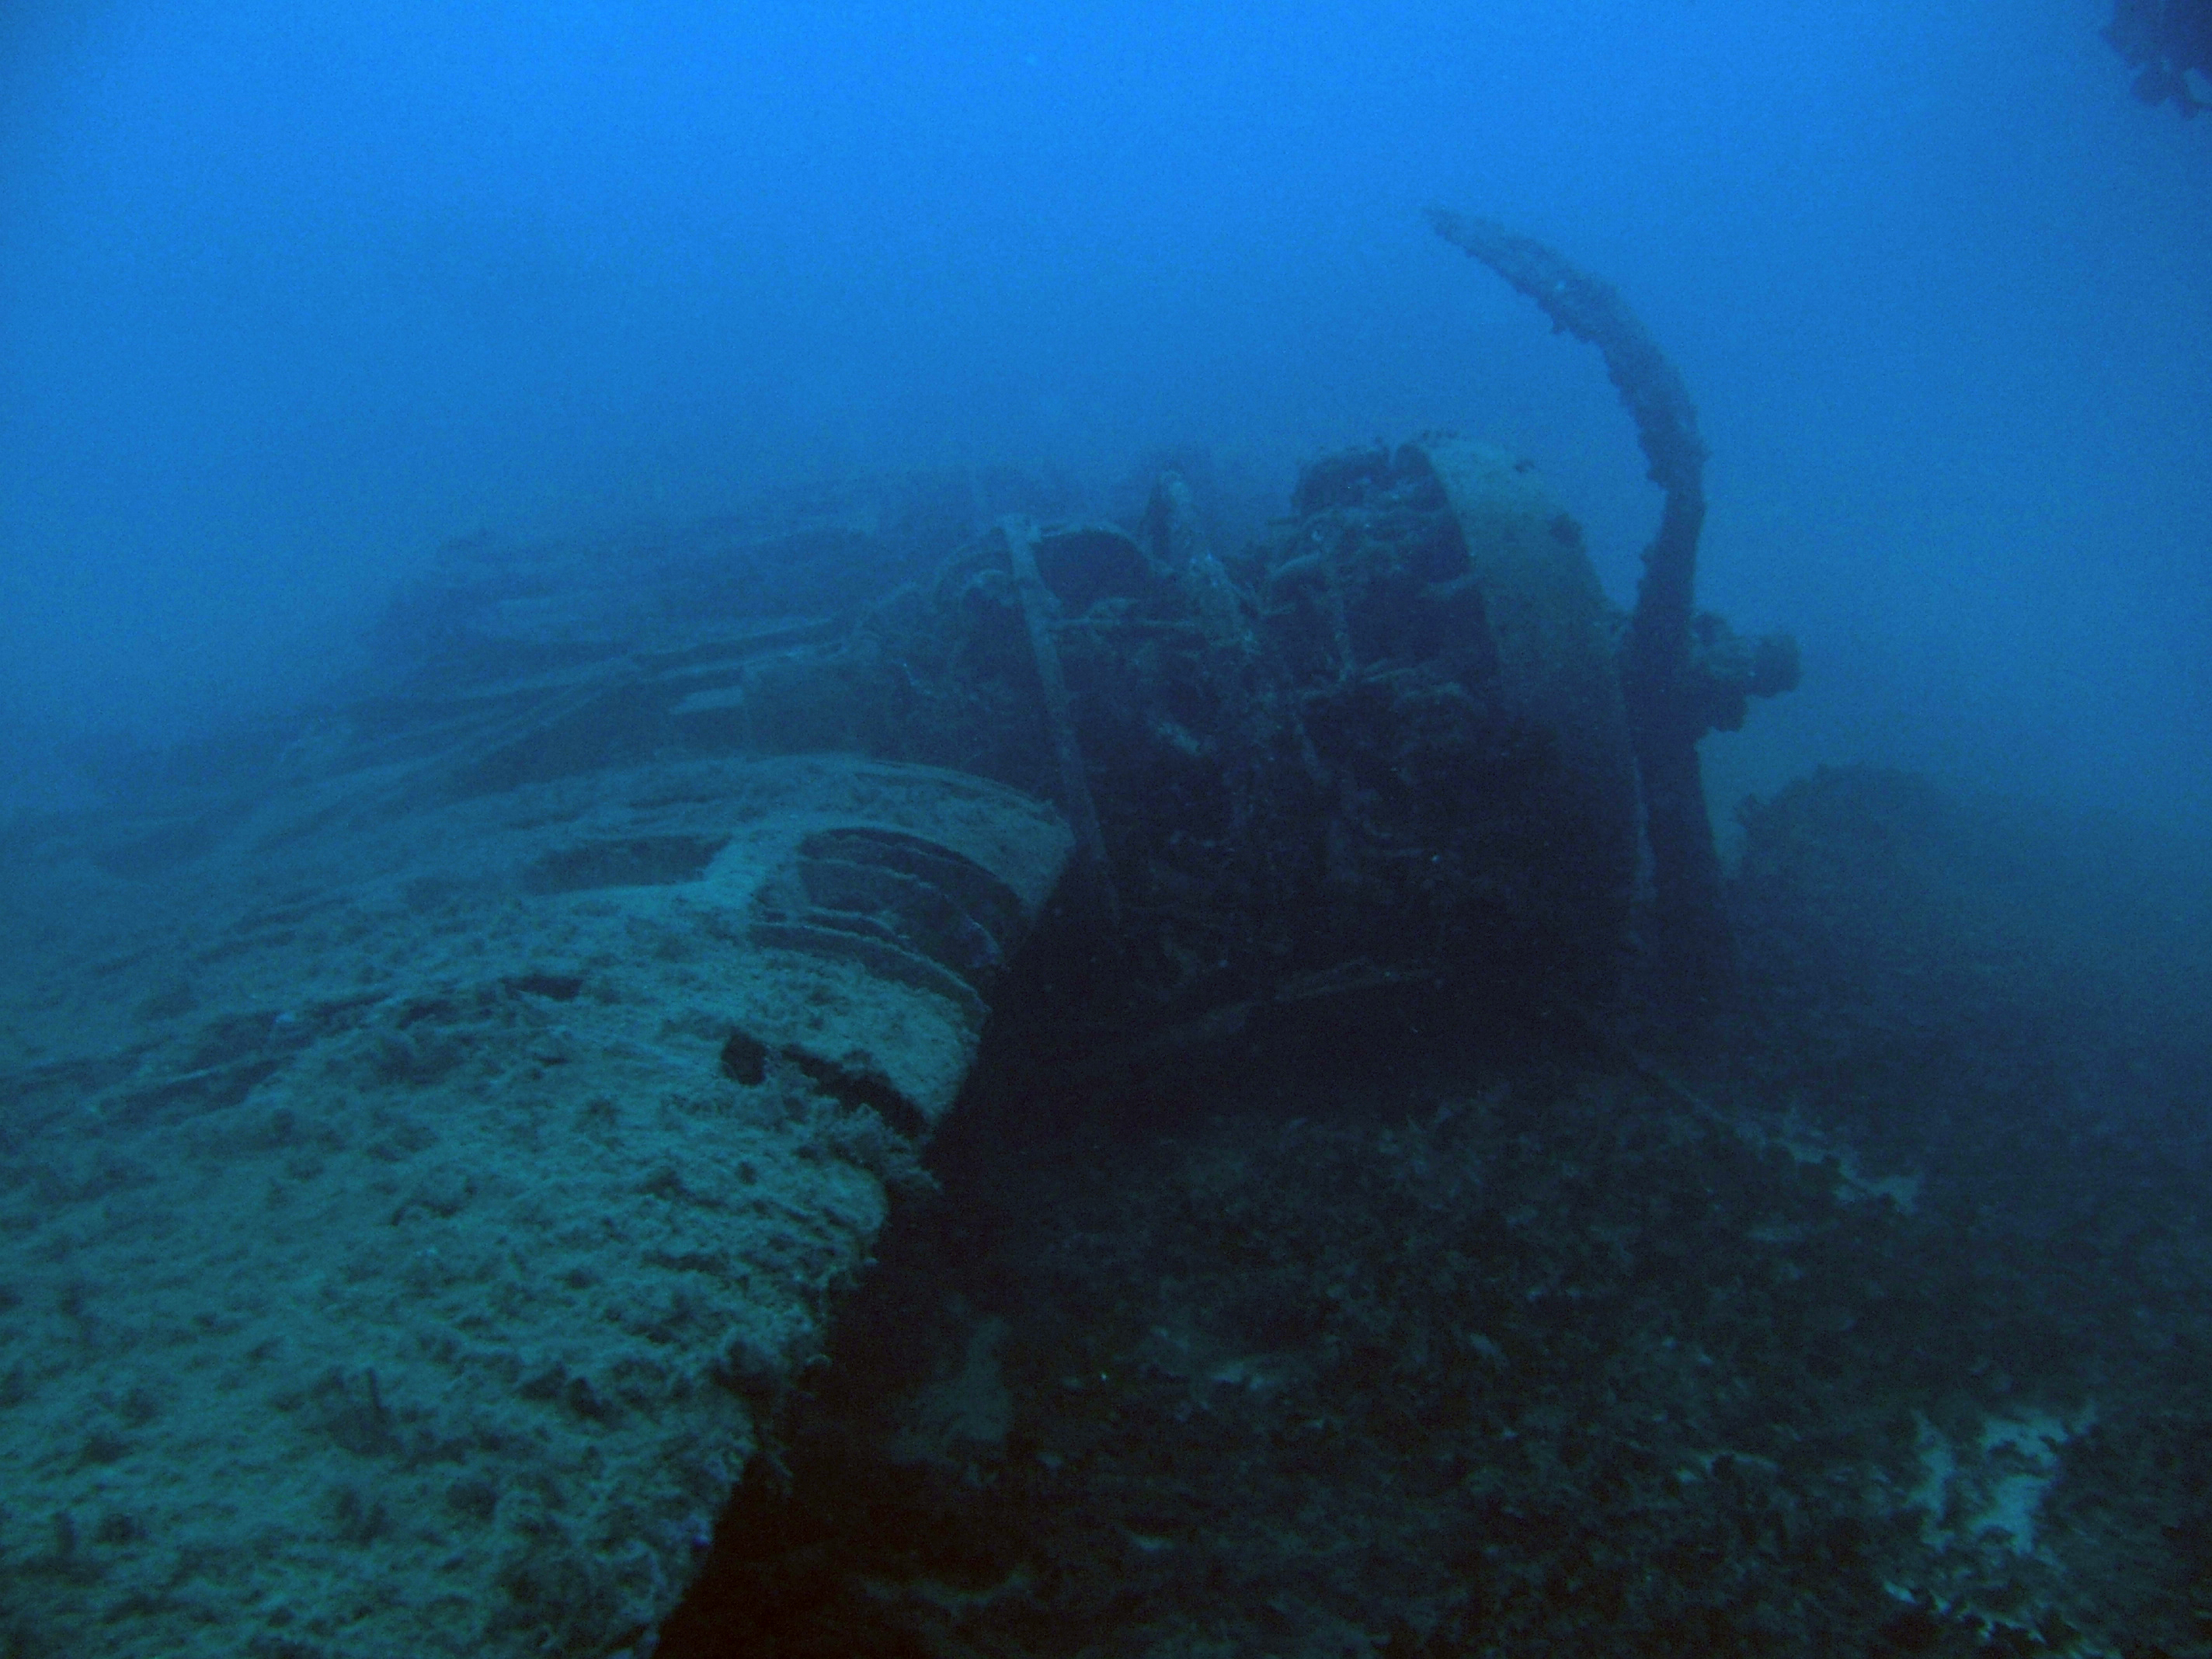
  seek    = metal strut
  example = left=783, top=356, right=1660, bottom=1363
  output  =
left=1000, top=516, right=1123, bottom=930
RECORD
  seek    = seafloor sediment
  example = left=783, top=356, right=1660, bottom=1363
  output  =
left=660, top=767, right=2212, bottom=1658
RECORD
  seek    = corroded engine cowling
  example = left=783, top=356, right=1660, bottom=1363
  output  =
left=1240, top=435, right=1640, bottom=1007
left=855, top=437, right=1643, bottom=1028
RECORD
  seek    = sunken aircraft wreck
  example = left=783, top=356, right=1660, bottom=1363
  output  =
left=14, top=223, right=2201, bottom=1657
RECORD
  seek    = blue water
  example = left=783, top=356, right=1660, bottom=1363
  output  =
left=2, top=2, right=2207, bottom=830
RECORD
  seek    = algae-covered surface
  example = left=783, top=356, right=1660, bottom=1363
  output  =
left=0, top=742, right=1068, bottom=1657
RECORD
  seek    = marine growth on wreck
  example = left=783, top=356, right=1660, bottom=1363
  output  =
left=2, top=198, right=2208, bottom=1659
